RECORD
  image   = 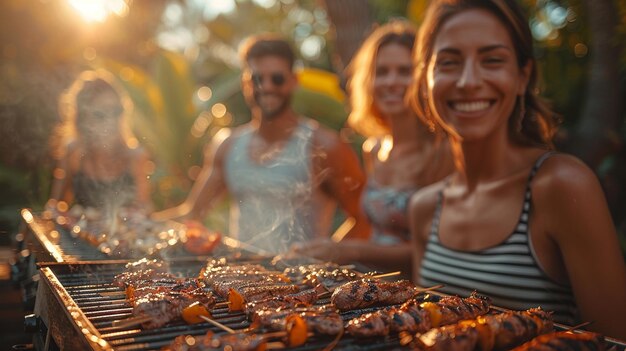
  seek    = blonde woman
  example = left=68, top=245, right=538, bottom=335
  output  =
left=294, top=21, right=452, bottom=275
left=48, top=70, right=151, bottom=213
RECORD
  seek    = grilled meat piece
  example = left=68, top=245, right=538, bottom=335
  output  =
left=423, top=292, right=491, bottom=327
left=283, top=263, right=341, bottom=280
left=346, top=311, right=390, bottom=337
left=331, top=278, right=416, bottom=310
left=231, top=284, right=300, bottom=303
left=302, top=268, right=358, bottom=289
left=478, top=308, right=554, bottom=350
left=347, top=299, right=431, bottom=338
left=113, top=269, right=177, bottom=288
left=210, top=273, right=290, bottom=297
left=125, top=258, right=169, bottom=273
left=252, top=305, right=343, bottom=335
left=133, top=289, right=215, bottom=329
left=417, top=322, right=480, bottom=351
left=244, top=288, right=319, bottom=317
left=127, top=278, right=204, bottom=301
left=510, top=331, right=606, bottom=351
left=283, top=263, right=357, bottom=289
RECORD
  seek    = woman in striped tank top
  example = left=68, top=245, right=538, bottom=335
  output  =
left=407, top=0, right=626, bottom=340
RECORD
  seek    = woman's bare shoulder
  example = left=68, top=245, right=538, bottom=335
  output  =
left=410, top=179, right=447, bottom=215
left=532, top=152, right=599, bottom=195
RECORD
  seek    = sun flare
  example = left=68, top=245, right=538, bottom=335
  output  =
left=68, top=0, right=129, bottom=23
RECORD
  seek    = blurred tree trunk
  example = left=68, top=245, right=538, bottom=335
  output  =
left=569, top=0, right=623, bottom=168
left=319, top=0, right=374, bottom=87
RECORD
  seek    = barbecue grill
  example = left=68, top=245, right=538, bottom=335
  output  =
left=17, top=209, right=626, bottom=350
left=29, top=259, right=407, bottom=351
left=16, top=209, right=216, bottom=308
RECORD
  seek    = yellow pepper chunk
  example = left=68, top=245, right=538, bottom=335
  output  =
left=181, top=302, right=211, bottom=324
left=286, top=314, right=308, bottom=347
left=228, top=288, right=245, bottom=312
left=420, top=302, right=442, bottom=327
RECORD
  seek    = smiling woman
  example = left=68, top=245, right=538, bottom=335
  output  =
left=407, top=0, right=626, bottom=340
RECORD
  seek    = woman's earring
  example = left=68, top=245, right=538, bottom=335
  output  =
left=516, top=94, right=525, bottom=132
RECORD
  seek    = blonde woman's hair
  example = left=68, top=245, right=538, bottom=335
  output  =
left=346, top=20, right=417, bottom=137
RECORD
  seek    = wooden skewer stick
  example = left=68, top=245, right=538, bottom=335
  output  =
left=214, top=301, right=231, bottom=308
left=414, top=284, right=445, bottom=294
left=368, top=271, right=402, bottom=279
left=566, top=321, right=592, bottom=332
left=111, top=315, right=152, bottom=328
left=198, top=315, right=236, bottom=334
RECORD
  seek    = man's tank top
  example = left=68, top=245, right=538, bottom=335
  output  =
left=419, top=152, right=580, bottom=325
left=224, top=119, right=336, bottom=254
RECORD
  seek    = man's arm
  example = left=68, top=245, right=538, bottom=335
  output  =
left=151, top=129, right=232, bottom=222
left=313, top=128, right=371, bottom=240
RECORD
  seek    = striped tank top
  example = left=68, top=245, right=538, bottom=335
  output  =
left=419, top=152, right=580, bottom=325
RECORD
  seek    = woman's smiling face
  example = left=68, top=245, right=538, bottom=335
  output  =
left=426, top=8, right=530, bottom=142
left=373, top=42, right=413, bottom=120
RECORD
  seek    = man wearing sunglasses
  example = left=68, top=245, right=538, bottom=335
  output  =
left=154, top=34, right=370, bottom=254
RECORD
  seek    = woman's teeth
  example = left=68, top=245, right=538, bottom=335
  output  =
left=453, top=101, right=490, bottom=112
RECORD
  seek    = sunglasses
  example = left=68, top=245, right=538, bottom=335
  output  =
left=251, top=72, right=286, bottom=87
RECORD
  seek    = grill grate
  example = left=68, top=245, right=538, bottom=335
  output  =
left=21, top=209, right=202, bottom=262
left=35, top=259, right=408, bottom=351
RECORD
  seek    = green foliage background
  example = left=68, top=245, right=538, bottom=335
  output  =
left=0, top=0, right=624, bottom=254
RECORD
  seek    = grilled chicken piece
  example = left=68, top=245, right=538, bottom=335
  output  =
left=510, top=330, right=606, bottom=351
left=113, top=269, right=177, bottom=288
left=125, top=258, right=169, bottom=272
left=252, top=305, right=343, bottom=335
left=421, top=292, right=491, bottom=327
left=210, top=274, right=290, bottom=298
left=244, top=288, right=319, bottom=317
left=331, top=278, right=416, bottom=310
left=283, top=263, right=341, bottom=280
left=133, top=289, right=215, bottom=329
left=231, top=283, right=300, bottom=303
left=346, top=311, right=391, bottom=337
left=347, top=300, right=431, bottom=337
left=477, top=308, right=554, bottom=350
left=127, top=278, right=204, bottom=301
left=417, top=322, right=481, bottom=351
left=283, top=263, right=357, bottom=289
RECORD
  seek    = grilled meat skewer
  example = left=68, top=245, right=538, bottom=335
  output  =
left=347, top=292, right=490, bottom=338
left=331, top=278, right=416, bottom=310
left=411, top=308, right=554, bottom=351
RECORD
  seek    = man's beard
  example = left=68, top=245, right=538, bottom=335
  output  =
left=254, top=92, right=291, bottom=120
